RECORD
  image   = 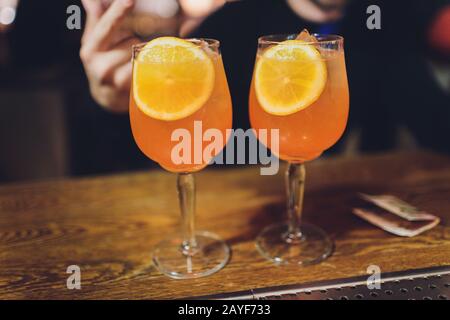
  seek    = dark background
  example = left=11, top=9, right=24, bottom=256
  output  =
left=0, top=0, right=448, bottom=183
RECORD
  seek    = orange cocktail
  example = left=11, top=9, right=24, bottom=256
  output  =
left=249, top=43, right=348, bottom=161
left=130, top=38, right=232, bottom=173
left=249, top=32, right=349, bottom=265
left=130, top=37, right=232, bottom=279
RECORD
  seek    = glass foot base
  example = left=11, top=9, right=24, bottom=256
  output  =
left=256, top=223, right=333, bottom=265
left=152, top=231, right=230, bottom=279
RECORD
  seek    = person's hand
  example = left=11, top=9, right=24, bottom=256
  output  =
left=80, top=0, right=140, bottom=112
left=287, top=0, right=347, bottom=23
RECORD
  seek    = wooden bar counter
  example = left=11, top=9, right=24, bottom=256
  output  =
left=0, top=151, right=449, bottom=299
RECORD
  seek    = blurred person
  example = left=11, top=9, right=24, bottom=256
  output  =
left=75, top=0, right=228, bottom=175
left=77, top=0, right=449, bottom=175
left=80, top=0, right=226, bottom=112
left=80, top=0, right=140, bottom=112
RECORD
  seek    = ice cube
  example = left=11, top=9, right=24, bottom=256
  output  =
left=296, top=29, right=318, bottom=42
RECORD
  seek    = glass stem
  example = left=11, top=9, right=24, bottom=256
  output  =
left=285, top=162, right=306, bottom=243
left=177, top=173, right=197, bottom=255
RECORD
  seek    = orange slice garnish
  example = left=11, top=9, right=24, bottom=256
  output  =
left=133, top=37, right=215, bottom=121
left=255, top=39, right=327, bottom=116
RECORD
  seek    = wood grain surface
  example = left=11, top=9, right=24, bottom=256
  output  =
left=0, top=151, right=449, bottom=299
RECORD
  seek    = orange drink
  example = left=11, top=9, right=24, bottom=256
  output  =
left=129, top=37, right=232, bottom=279
left=249, top=32, right=349, bottom=265
left=130, top=38, right=232, bottom=172
left=249, top=44, right=349, bottom=162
